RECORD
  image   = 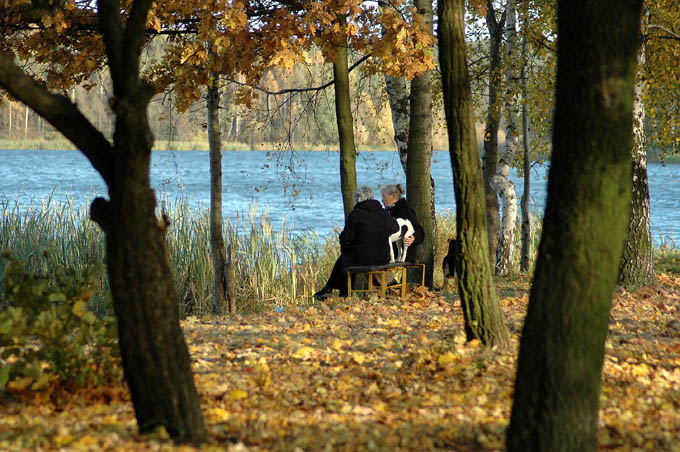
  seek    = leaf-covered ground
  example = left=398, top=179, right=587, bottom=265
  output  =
left=2, top=274, right=679, bottom=451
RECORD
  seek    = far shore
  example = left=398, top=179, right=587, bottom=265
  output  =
left=1, top=139, right=678, bottom=163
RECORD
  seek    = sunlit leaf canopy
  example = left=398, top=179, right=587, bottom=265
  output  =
left=645, top=0, right=680, bottom=157
left=0, top=0, right=436, bottom=112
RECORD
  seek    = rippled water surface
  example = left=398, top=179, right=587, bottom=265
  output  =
left=1, top=149, right=678, bottom=245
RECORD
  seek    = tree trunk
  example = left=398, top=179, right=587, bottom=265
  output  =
left=506, top=1, right=642, bottom=450
left=385, top=75, right=410, bottom=172
left=438, top=0, right=510, bottom=347
left=207, top=80, right=230, bottom=315
left=491, top=0, right=521, bottom=276
left=407, top=0, right=436, bottom=288
left=482, top=0, right=504, bottom=270
left=0, top=1, right=206, bottom=442
left=333, top=22, right=357, bottom=218
left=618, top=10, right=654, bottom=288
left=520, top=30, right=532, bottom=273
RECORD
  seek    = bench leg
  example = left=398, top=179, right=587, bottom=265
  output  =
left=347, top=272, right=352, bottom=297
left=400, top=266, right=407, bottom=298
left=380, top=271, right=386, bottom=298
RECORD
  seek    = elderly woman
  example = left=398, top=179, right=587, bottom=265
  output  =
left=313, top=185, right=399, bottom=300
left=380, top=184, right=425, bottom=264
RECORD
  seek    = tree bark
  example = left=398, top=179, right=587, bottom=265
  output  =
left=407, top=0, right=436, bottom=288
left=506, top=1, right=642, bottom=450
left=438, top=0, right=510, bottom=347
left=385, top=75, right=410, bottom=172
left=490, top=0, right=521, bottom=276
left=333, top=21, right=357, bottom=218
left=482, top=0, right=504, bottom=270
left=207, top=79, right=230, bottom=315
left=618, top=9, right=654, bottom=288
left=520, top=29, right=532, bottom=273
left=0, top=1, right=206, bottom=442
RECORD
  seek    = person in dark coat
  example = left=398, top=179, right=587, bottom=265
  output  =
left=313, top=185, right=399, bottom=300
left=380, top=183, right=425, bottom=264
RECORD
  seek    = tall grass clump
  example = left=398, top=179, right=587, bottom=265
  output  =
left=163, top=199, right=339, bottom=315
left=2, top=194, right=554, bottom=317
left=654, top=235, right=680, bottom=275
left=0, top=197, right=109, bottom=312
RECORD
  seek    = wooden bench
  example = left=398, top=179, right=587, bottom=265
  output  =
left=345, top=262, right=425, bottom=298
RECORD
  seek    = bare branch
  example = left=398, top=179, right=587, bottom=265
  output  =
left=648, top=23, right=680, bottom=41
left=227, top=54, right=371, bottom=96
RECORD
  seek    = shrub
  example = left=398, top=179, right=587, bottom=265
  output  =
left=0, top=253, right=122, bottom=391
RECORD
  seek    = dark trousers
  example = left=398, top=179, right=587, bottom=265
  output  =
left=324, top=257, right=348, bottom=294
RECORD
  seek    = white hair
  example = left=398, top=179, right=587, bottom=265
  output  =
left=353, top=185, right=374, bottom=204
left=381, top=183, right=405, bottom=199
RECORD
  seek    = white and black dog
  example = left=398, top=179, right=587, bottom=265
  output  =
left=389, top=218, right=414, bottom=263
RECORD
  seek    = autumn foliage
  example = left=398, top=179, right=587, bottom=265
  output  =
left=2, top=272, right=679, bottom=451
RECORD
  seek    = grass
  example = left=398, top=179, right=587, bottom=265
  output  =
left=1, top=197, right=675, bottom=317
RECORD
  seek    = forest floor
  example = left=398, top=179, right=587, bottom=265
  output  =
left=1, top=273, right=679, bottom=452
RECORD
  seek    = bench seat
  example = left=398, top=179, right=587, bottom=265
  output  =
left=345, top=262, right=425, bottom=298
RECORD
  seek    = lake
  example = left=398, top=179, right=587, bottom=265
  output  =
left=1, top=149, right=678, bottom=246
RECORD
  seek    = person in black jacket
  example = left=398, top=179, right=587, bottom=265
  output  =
left=313, top=185, right=399, bottom=300
left=380, top=183, right=425, bottom=264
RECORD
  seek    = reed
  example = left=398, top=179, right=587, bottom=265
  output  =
left=3, top=198, right=674, bottom=317
left=1, top=197, right=341, bottom=316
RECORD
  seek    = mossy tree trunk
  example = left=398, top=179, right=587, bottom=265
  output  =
left=506, top=1, right=642, bottom=451
left=407, top=0, right=436, bottom=287
left=333, top=19, right=357, bottom=218
left=0, top=0, right=205, bottom=442
left=520, top=29, right=532, bottom=273
left=438, top=0, right=510, bottom=347
left=207, top=79, right=230, bottom=315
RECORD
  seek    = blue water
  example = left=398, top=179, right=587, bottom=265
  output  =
left=1, top=149, right=678, bottom=246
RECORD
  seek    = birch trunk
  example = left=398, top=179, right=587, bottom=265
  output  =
left=333, top=21, right=357, bottom=218
left=618, top=10, right=654, bottom=288
left=207, top=80, right=230, bottom=315
left=491, top=0, right=521, bottom=275
left=385, top=75, right=410, bottom=172
left=482, top=0, right=504, bottom=269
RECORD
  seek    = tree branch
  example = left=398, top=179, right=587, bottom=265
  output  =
left=0, top=52, right=115, bottom=185
left=227, top=54, right=371, bottom=96
left=648, top=24, right=680, bottom=40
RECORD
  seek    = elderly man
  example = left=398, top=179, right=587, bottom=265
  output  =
left=313, top=185, right=399, bottom=300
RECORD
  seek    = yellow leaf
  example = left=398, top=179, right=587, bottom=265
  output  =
left=293, top=346, right=315, bottom=360
left=331, top=339, right=344, bottom=351
left=352, top=352, right=366, bottom=364
left=31, top=373, right=54, bottom=390
left=228, top=389, right=248, bottom=401
left=7, top=377, right=33, bottom=391
left=74, top=435, right=99, bottom=447
left=387, top=319, right=400, bottom=328
left=54, top=434, right=75, bottom=447
left=437, top=352, right=458, bottom=366
left=72, top=300, right=87, bottom=318
left=207, top=407, right=231, bottom=422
